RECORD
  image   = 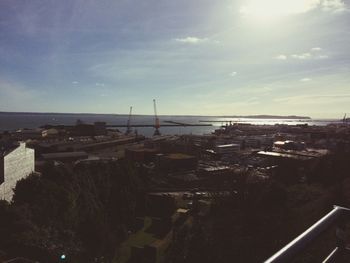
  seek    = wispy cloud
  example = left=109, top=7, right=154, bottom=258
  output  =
left=274, top=93, right=350, bottom=105
left=175, top=37, right=209, bottom=44
left=239, top=0, right=320, bottom=16
left=276, top=47, right=329, bottom=60
left=239, top=0, right=347, bottom=16
left=275, top=54, right=288, bottom=60
left=95, top=82, right=105, bottom=87
left=230, top=71, right=238, bottom=77
left=310, top=47, right=330, bottom=59
left=321, top=0, right=347, bottom=12
left=72, top=81, right=79, bottom=85
left=291, top=53, right=312, bottom=59
left=318, top=55, right=329, bottom=59
left=300, top=77, right=312, bottom=82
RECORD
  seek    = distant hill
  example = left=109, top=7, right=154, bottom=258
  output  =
left=225, top=115, right=311, bottom=119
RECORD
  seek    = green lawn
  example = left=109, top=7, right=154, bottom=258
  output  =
left=114, top=217, right=157, bottom=263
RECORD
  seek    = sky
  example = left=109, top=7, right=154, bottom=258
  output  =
left=0, top=0, right=349, bottom=118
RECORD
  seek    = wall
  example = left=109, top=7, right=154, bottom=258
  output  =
left=0, top=143, right=35, bottom=201
left=0, top=156, right=3, bottom=185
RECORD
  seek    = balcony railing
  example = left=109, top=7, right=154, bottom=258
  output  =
left=265, top=205, right=350, bottom=263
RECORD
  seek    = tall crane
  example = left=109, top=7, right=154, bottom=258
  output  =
left=125, top=106, right=133, bottom=135
left=153, top=99, right=161, bottom=136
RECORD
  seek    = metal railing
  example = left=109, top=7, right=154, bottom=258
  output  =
left=265, top=205, right=350, bottom=263
left=322, top=247, right=339, bottom=263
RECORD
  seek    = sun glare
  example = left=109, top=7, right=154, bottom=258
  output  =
left=239, top=0, right=319, bottom=20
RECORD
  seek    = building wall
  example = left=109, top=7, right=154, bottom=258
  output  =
left=0, top=157, right=4, bottom=184
left=0, top=143, right=35, bottom=201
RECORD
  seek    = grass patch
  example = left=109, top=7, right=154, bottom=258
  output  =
left=114, top=217, right=157, bottom=263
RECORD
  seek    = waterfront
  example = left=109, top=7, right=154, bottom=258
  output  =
left=0, top=112, right=341, bottom=137
left=1, top=111, right=350, bottom=263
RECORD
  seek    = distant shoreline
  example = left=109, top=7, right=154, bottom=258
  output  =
left=0, top=111, right=311, bottom=119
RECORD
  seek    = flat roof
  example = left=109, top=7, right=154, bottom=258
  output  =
left=165, top=153, right=196, bottom=159
left=177, top=208, right=189, bottom=214
left=257, top=151, right=313, bottom=161
left=216, top=144, right=240, bottom=148
left=201, top=166, right=230, bottom=172
left=42, top=151, right=88, bottom=159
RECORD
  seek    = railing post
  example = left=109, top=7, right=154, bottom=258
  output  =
left=322, top=247, right=339, bottom=263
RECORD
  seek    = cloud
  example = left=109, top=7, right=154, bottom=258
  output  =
left=275, top=54, right=288, bottom=60
left=291, top=53, right=312, bottom=59
left=175, top=37, right=209, bottom=44
left=72, top=81, right=79, bottom=84
left=274, top=48, right=328, bottom=61
left=230, top=71, right=238, bottom=77
left=321, top=0, right=347, bottom=12
left=300, top=78, right=312, bottom=82
left=318, top=55, right=329, bottom=59
left=239, top=0, right=320, bottom=16
left=283, top=48, right=329, bottom=60
left=239, top=0, right=347, bottom=17
left=274, top=93, right=350, bottom=105
left=95, top=82, right=105, bottom=87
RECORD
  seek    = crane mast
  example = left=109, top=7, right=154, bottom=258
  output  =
left=125, top=106, right=133, bottom=135
left=153, top=99, right=161, bottom=136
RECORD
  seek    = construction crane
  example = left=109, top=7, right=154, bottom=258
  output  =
left=125, top=106, right=133, bottom=135
left=153, top=99, right=161, bottom=136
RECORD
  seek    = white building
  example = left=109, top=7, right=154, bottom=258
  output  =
left=0, top=142, right=35, bottom=201
left=42, top=128, right=59, bottom=138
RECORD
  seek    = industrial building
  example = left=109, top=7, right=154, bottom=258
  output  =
left=0, top=142, right=35, bottom=201
left=157, top=153, right=198, bottom=172
left=42, top=128, right=59, bottom=138
left=125, top=147, right=158, bottom=163
left=15, top=129, right=43, bottom=140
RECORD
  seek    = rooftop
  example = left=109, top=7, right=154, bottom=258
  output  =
left=257, top=151, right=314, bottom=161
left=42, top=151, right=88, bottom=159
left=165, top=153, right=196, bottom=160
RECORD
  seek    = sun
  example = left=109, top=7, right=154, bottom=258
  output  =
left=239, top=0, right=319, bottom=20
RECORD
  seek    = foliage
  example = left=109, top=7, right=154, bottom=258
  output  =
left=0, top=160, right=144, bottom=262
